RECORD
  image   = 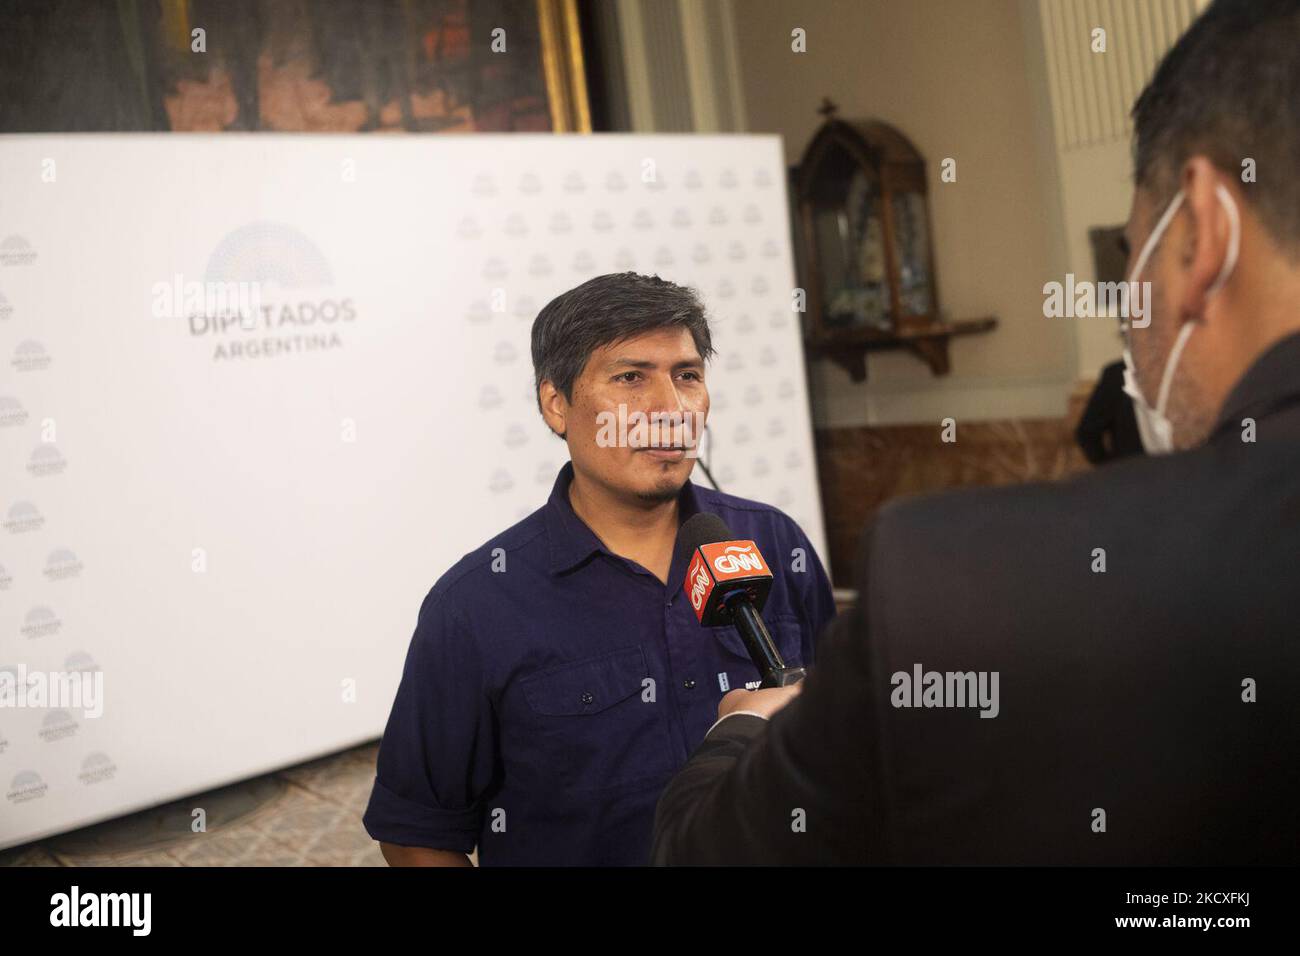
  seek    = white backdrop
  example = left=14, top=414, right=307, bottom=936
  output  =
left=0, top=133, right=827, bottom=848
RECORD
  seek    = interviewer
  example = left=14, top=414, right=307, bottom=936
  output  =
left=651, top=0, right=1300, bottom=866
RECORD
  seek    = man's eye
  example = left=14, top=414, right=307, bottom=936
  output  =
left=615, top=371, right=641, bottom=383
left=678, top=371, right=702, bottom=382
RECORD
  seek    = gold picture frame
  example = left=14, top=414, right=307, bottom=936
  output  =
left=537, top=0, right=593, bottom=133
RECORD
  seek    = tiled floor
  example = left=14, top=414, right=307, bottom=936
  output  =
left=0, top=741, right=388, bottom=867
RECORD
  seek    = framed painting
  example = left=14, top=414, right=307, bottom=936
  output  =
left=0, top=0, right=590, bottom=133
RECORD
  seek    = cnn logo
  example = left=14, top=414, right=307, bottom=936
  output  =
left=713, top=546, right=764, bottom=575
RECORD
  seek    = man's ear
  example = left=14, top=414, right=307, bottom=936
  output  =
left=538, top=380, right=568, bottom=440
left=1179, top=156, right=1237, bottom=321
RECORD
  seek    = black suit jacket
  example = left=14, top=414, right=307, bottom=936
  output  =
left=652, top=332, right=1300, bottom=865
left=1076, top=360, right=1144, bottom=463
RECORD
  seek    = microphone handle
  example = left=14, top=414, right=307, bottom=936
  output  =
left=722, top=591, right=806, bottom=688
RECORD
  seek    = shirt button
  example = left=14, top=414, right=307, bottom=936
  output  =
left=580, top=692, right=594, bottom=705
left=683, top=680, right=696, bottom=690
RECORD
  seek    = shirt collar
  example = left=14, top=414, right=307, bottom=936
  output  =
left=544, top=461, right=705, bottom=575
left=1210, top=329, right=1300, bottom=440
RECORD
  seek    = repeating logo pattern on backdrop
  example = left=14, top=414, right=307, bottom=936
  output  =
left=457, top=158, right=818, bottom=534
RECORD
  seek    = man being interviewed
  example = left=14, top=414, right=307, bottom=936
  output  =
left=363, top=272, right=835, bottom=866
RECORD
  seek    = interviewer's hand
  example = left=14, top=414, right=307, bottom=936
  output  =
left=717, top=682, right=803, bottom=721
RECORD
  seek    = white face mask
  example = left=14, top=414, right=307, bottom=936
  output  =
left=1121, top=184, right=1240, bottom=454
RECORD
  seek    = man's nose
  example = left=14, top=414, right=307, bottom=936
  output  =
left=643, top=373, right=688, bottom=420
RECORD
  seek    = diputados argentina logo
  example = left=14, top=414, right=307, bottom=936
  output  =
left=161, top=221, right=357, bottom=363
left=50, top=885, right=151, bottom=936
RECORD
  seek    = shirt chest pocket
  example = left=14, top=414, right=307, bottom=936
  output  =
left=710, top=613, right=806, bottom=690
left=519, top=645, right=675, bottom=792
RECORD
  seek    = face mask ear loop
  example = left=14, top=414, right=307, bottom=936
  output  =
left=1128, top=191, right=1186, bottom=286
left=1206, top=183, right=1240, bottom=298
left=1143, top=184, right=1241, bottom=417
left=1154, top=320, right=1197, bottom=415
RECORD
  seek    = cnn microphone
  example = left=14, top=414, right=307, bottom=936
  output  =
left=676, top=512, right=806, bottom=688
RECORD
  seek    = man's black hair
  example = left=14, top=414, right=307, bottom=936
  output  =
left=1132, top=0, right=1300, bottom=253
left=530, top=272, right=714, bottom=422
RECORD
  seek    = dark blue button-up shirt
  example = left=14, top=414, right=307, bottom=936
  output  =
left=363, top=462, right=836, bottom=865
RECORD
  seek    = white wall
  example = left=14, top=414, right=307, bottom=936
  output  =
left=1029, top=0, right=1208, bottom=379
left=731, top=0, right=1076, bottom=426
left=721, top=0, right=1209, bottom=421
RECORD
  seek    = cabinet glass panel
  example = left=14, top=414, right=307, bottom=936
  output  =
left=890, top=191, right=933, bottom=318
left=814, top=169, right=891, bottom=332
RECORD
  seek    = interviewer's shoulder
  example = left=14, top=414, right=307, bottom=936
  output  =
left=865, top=451, right=1196, bottom=562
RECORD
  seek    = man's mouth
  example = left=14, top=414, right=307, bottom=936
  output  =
left=637, top=446, right=688, bottom=460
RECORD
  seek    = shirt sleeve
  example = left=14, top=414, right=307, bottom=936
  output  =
left=362, top=587, right=497, bottom=854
